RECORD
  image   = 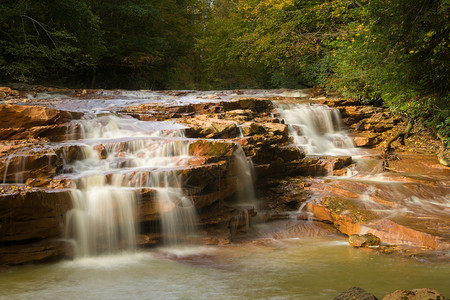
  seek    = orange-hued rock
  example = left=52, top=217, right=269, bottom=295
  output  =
left=0, top=240, right=70, bottom=265
left=0, top=104, right=82, bottom=128
left=382, top=288, right=446, bottom=300
left=189, top=140, right=237, bottom=157
left=363, top=219, right=446, bottom=250
left=0, top=152, right=57, bottom=183
left=0, top=190, right=73, bottom=242
left=306, top=201, right=363, bottom=236
left=353, top=132, right=380, bottom=147
left=0, top=87, right=20, bottom=100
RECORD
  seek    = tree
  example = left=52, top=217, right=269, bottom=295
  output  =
left=0, top=0, right=103, bottom=85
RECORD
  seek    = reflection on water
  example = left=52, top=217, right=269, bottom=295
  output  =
left=1, top=234, right=449, bottom=300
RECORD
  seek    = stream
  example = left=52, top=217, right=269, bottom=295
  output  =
left=0, top=89, right=448, bottom=299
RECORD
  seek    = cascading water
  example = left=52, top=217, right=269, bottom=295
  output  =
left=276, top=103, right=356, bottom=155
left=233, top=145, right=257, bottom=208
left=2, top=154, right=28, bottom=184
left=62, top=113, right=199, bottom=257
left=229, top=145, right=257, bottom=236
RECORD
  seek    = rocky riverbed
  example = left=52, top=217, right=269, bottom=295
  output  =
left=0, top=87, right=448, bottom=267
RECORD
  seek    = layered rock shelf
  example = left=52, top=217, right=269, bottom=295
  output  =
left=0, top=88, right=448, bottom=265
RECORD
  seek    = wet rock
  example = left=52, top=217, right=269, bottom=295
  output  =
left=184, top=117, right=241, bottom=139
left=0, top=87, right=20, bottom=99
left=0, top=152, right=58, bottom=183
left=348, top=233, right=381, bottom=248
left=0, top=104, right=82, bottom=129
left=275, top=145, right=306, bottom=161
left=137, top=233, right=160, bottom=246
left=189, top=140, right=237, bottom=157
left=305, top=193, right=382, bottom=236
left=0, top=240, right=70, bottom=265
left=334, top=287, right=379, bottom=300
left=262, top=122, right=288, bottom=136
left=365, top=219, right=446, bottom=250
left=221, top=98, right=273, bottom=113
left=382, top=288, right=445, bottom=300
left=55, top=145, right=90, bottom=163
left=353, top=132, right=380, bottom=147
left=0, top=190, right=73, bottom=242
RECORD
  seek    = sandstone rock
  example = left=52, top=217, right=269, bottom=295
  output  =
left=348, top=233, right=381, bottom=248
left=382, top=288, right=445, bottom=300
left=0, top=87, right=12, bottom=93
left=262, top=123, right=288, bottom=136
left=334, top=287, right=379, bottom=300
left=353, top=132, right=380, bottom=147
left=0, top=240, right=70, bottom=265
left=221, top=98, right=273, bottom=113
left=189, top=140, right=237, bottom=157
left=0, top=104, right=82, bottom=129
left=365, top=219, right=446, bottom=250
left=0, top=190, right=73, bottom=242
left=184, top=118, right=241, bottom=139
left=0, top=152, right=57, bottom=183
left=275, top=145, right=306, bottom=162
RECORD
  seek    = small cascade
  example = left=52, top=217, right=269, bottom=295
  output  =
left=2, top=155, right=12, bottom=184
left=65, top=180, right=137, bottom=257
left=229, top=210, right=250, bottom=241
left=228, top=144, right=257, bottom=238
left=63, top=113, right=199, bottom=257
left=233, top=145, right=257, bottom=208
left=2, top=154, right=28, bottom=184
left=277, top=103, right=355, bottom=155
left=155, top=184, right=198, bottom=246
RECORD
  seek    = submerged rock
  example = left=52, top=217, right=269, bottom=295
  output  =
left=334, top=287, right=379, bottom=300
left=382, top=288, right=446, bottom=300
left=348, top=233, right=381, bottom=248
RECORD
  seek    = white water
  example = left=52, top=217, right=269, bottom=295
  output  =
left=233, top=145, right=257, bottom=208
left=63, top=114, right=199, bottom=257
left=277, top=103, right=357, bottom=156
left=2, top=154, right=27, bottom=184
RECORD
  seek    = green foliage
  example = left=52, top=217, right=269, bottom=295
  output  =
left=0, top=0, right=206, bottom=88
left=195, top=0, right=449, bottom=137
left=0, top=0, right=448, bottom=139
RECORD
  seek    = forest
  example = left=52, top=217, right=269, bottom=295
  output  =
left=0, top=0, right=449, bottom=141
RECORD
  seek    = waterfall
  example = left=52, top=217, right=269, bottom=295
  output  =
left=228, top=144, right=257, bottom=237
left=63, top=114, right=199, bottom=257
left=2, top=154, right=28, bottom=184
left=148, top=171, right=199, bottom=246
left=65, top=182, right=137, bottom=257
left=276, top=103, right=355, bottom=155
left=233, top=145, right=257, bottom=208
